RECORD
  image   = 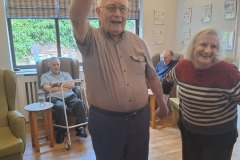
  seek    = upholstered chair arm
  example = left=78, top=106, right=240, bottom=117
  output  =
left=8, top=110, right=26, bottom=152
left=73, top=85, right=85, bottom=99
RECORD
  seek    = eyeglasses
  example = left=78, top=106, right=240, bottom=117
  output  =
left=100, top=4, right=129, bottom=14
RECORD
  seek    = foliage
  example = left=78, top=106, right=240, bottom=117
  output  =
left=59, top=20, right=76, bottom=48
left=125, top=20, right=135, bottom=32
left=11, top=19, right=136, bottom=62
left=89, top=20, right=100, bottom=28
left=12, top=19, right=56, bottom=60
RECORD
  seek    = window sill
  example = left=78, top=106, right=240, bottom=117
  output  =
left=15, top=69, right=37, bottom=75
left=14, top=66, right=83, bottom=76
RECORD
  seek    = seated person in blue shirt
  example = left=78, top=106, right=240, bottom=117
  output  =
left=41, top=57, right=88, bottom=144
left=156, top=50, right=179, bottom=82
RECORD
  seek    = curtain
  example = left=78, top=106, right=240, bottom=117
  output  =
left=5, top=0, right=139, bottom=19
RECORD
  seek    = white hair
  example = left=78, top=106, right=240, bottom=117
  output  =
left=96, top=0, right=129, bottom=7
left=48, top=57, right=60, bottom=65
left=182, top=27, right=224, bottom=61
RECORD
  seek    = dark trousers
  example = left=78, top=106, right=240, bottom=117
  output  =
left=178, top=119, right=238, bottom=160
left=88, top=104, right=150, bottom=160
left=50, top=94, right=87, bottom=132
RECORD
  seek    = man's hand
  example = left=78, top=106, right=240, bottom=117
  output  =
left=50, top=82, right=61, bottom=87
left=154, top=105, right=169, bottom=120
left=50, top=82, right=58, bottom=87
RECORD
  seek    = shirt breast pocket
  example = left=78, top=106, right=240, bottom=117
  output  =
left=130, top=54, right=146, bottom=75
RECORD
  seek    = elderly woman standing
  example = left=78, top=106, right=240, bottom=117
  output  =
left=156, top=27, right=240, bottom=160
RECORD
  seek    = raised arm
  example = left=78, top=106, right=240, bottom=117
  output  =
left=70, top=0, right=94, bottom=44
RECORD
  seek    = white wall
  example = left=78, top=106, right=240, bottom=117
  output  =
left=0, top=0, right=12, bottom=70
left=140, top=0, right=238, bottom=58
left=140, top=0, right=177, bottom=56
left=175, top=0, right=237, bottom=58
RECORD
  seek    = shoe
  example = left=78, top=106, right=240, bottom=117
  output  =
left=76, top=127, right=87, bottom=138
left=56, top=131, right=65, bottom=144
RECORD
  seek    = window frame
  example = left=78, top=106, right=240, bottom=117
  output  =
left=8, top=18, right=139, bottom=70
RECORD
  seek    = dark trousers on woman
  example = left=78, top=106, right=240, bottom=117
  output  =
left=50, top=94, right=87, bottom=132
left=88, top=104, right=150, bottom=160
left=178, top=119, right=238, bottom=160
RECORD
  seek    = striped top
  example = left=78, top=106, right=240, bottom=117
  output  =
left=163, top=59, right=240, bottom=135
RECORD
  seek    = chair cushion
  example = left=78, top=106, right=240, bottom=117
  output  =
left=0, top=127, right=23, bottom=158
left=169, top=98, right=180, bottom=110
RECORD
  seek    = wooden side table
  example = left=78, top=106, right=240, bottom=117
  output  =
left=148, top=89, right=179, bottom=128
left=24, top=102, right=54, bottom=152
left=148, top=89, right=156, bottom=128
left=168, top=98, right=180, bottom=126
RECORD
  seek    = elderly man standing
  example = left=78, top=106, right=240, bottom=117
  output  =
left=70, top=0, right=169, bottom=159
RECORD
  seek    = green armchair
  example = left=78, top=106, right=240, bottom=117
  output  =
left=0, top=70, right=26, bottom=160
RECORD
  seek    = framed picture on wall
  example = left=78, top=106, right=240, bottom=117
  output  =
left=182, top=29, right=191, bottom=45
left=201, top=4, right=212, bottom=23
left=224, top=0, right=237, bottom=19
left=183, top=7, right=192, bottom=24
left=222, top=31, right=234, bottom=50
left=153, top=28, right=164, bottom=45
left=154, top=9, right=165, bottom=25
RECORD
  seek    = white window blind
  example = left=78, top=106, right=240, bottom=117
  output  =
left=5, top=0, right=139, bottom=19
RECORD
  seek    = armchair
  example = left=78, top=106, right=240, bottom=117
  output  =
left=36, top=57, right=88, bottom=148
left=0, top=70, right=26, bottom=160
left=36, top=57, right=80, bottom=86
left=36, top=57, right=84, bottom=99
left=152, top=52, right=182, bottom=98
left=36, top=57, right=88, bottom=112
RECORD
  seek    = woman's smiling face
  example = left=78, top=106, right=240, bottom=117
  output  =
left=192, top=33, right=219, bottom=70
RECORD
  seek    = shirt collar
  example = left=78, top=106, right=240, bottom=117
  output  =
left=49, top=70, right=61, bottom=77
left=100, top=26, right=126, bottom=41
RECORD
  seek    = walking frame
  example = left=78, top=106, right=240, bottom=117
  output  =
left=49, top=79, right=88, bottom=150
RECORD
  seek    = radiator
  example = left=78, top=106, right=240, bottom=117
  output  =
left=15, top=72, right=87, bottom=122
left=15, top=74, right=39, bottom=121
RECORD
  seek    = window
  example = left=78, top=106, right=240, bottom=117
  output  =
left=5, top=0, right=140, bottom=69
left=8, top=19, right=100, bottom=68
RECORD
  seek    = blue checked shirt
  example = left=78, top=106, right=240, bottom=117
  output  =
left=41, top=71, right=75, bottom=99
